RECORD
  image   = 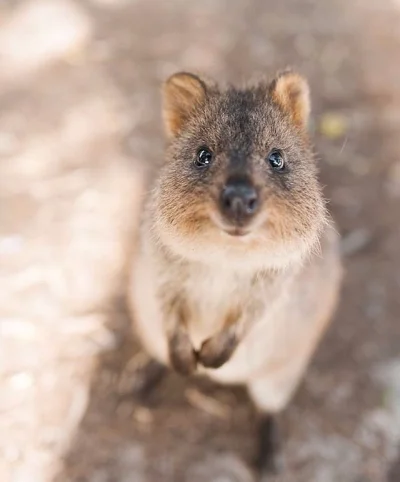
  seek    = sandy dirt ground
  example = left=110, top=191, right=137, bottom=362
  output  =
left=1, top=0, right=400, bottom=481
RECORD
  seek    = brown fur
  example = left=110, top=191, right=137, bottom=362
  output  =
left=128, top=70, right=342, bottom=417
left=198, top=326, right=238, bottom=369
left=197, top=309, right=240, bottom=369
left=154, top=72, right=325, bottom=273
left=169, top=325, right=197, bottom=376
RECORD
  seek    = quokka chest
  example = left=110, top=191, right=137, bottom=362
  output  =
left=180, top=267, right=258, bottom=349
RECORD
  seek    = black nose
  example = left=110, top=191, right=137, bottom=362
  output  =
left=220, top=181, right=259, bottom=223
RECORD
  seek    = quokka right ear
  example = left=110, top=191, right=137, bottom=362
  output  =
left=163, top=72, right=208, bottom=138
left=269, top=70, right=311, bottom=130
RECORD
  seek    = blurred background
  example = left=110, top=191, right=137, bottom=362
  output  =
left=0, top=0, right=400, bottom=481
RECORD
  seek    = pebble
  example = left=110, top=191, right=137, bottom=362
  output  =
left=89, top=328, right=119, bottom=352
left=133, top=407, right=153, bottom=425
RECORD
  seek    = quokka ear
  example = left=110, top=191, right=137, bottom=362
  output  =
left=269, top=70, right=311, bottom=129
left=162, top=72, right=208, bottom=138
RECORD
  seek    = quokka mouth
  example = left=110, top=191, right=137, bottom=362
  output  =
left=209, top=211, right=254, bottom=238
left=221, top=226, right=252, bottom=237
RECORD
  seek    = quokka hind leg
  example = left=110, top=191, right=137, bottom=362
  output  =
left=131, top=357, right=168, bottom=402
left=247, top=374, right=297, bottom=478
left=247, top=327, right=330, bottom=477
left=252, top=413, right=284, bottom=479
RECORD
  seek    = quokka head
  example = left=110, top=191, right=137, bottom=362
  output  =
left=152, top=71, right=327, bottom=270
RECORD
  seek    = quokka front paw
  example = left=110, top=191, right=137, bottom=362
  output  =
left=168, top=328, right=198, bottom=376
left=197, top=329, right=238, bottom=369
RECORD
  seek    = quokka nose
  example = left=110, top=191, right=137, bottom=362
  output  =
left=220, top=181, right=259, bottom=222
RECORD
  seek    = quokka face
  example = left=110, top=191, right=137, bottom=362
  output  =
left=152, top=71, right=327, bottom=269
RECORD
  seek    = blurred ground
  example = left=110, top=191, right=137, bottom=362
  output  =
left=1, top=0, right=400, bottom=481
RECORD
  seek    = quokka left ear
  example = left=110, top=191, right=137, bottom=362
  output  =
left=269, top=70, right=311, bottom=130
left=162, top=72, right=208, bottom=139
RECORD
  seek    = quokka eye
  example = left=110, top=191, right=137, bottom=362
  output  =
left=267, top=149, right=286, bottom=172
left=194, top=147, right=213, bottom=169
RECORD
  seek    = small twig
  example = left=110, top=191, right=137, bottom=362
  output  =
left=339, top=136, right=348, bottom=155
left=185, top=388, right=231, bottom=420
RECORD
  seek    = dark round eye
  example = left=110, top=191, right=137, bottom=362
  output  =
left=267, top=149, right=285, bottom=171
left=194, top=147, right=213, bottom=169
